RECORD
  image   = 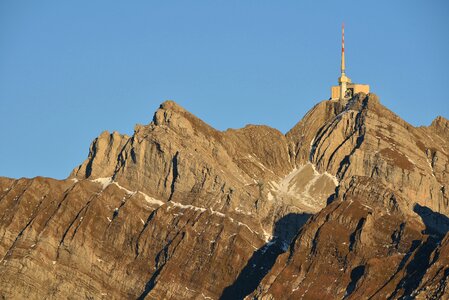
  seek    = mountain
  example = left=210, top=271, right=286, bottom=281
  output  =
left=0, top=93, right=448, bottom=299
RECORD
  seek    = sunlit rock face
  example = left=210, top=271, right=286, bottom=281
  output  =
left=1, top=94, right=448, bottom=299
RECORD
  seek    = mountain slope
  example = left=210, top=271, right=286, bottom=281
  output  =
left=0, top=93, right=448, bottom=299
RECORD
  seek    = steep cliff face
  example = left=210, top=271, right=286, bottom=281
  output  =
left=288, top=93, right=448, bottom=216
left=71, top=100, right=335, bottom=231
left=254, top=93, right=449, bottom=299
left=0, top=94, right=448, bottom=299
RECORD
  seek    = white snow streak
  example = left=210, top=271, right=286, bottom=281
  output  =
left=89, top=178, right=266, bottom=243
left=171, top=202, right=207, bottom=212
left=112, top=182, right=135, bottom=195
left=92, top=177, right=113, bottom=189
left=139, top=191, right=165, bottom=206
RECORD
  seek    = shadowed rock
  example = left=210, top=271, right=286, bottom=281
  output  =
left=220, top=213, right=311, bottom=300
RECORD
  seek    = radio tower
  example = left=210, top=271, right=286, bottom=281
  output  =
left=338, top=23, right=351, bottom=99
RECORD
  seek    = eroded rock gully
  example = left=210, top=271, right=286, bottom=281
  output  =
left=1, top=93, right=448, bottom=299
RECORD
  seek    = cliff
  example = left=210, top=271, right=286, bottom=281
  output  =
left=0, top=93, right=448, bottom=299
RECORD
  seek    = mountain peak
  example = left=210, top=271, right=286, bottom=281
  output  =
left=429, top=115, right=449, bottom=141
left=159, top=99, right=185, bottom=111
left=151, top=100, right=220, bottom=139
left=2, top=92, right=448, bottom=299
left=431, top=115, right=449, bottom=129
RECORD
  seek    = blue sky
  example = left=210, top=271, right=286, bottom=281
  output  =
left=1, top=1, right=448, bottom=179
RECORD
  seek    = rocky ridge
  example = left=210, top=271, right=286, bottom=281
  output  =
left=0, top=93, right=448, bottom=299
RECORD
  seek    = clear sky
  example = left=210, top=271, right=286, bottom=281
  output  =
left=1, top=1, right=448, bottom=179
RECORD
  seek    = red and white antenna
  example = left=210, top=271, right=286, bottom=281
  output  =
left=341, top=22, right=345, bottom=74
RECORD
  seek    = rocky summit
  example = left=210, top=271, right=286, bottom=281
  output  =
left=1, top=93, right=448, bottom=299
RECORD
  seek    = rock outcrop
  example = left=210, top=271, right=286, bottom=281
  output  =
left=0, top=94, right=448, bottom=299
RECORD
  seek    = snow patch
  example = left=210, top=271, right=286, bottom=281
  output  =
left=211, top=210, right=225, bottom=217
left=237, top=221, right=255, bottom=234
left=171, top=202, right=207, bottom=212
left=262, top=229, right=272, bottom=242
left=309, top=163, right=320, bottom=176
left=324, top=171, right=339, bottom=186
left=139, top=191, right=164, bottom=206
left=112, top=182, right=135, bottom=195
left=167, top=203, right=267, bottom=242
left=406, top=155, right=416, bottom=165
left=269, top=163, right=339, bottom=212
left=361, top=204, right=373, bottom=210
left=91, top=178, right=138, bottom=195
left=92, top=177, right=113, bottom=189
left=245, top=154, right=273, bottom=173
left=234, top=207, right=252, bottom=215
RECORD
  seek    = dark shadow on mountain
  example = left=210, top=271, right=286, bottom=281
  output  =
left=368, top=239, right=421, bottom=299
left=136, top=267, right=162, bottom=300
left=413, top=203, right=449, bottom=237
left=220, top=213, right=311, bottom=300
left=136, top=232, right=176, bottom=300
left=389, top=235, right=440, bottom=299
left=326, top=186, right=340, bottom=206
left=344, top=265, right=365, bottom=298
left=396, top=240, right=421, bottom=273
left=273, top=213, right=312, bottom=243
left=387, top=204, right=449, bottom=299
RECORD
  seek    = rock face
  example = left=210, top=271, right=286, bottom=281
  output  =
left=1, top=94, right=448, bottom=299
